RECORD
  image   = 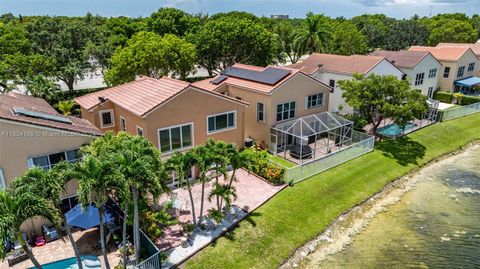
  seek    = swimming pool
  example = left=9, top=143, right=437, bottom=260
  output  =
left=28, top=255, right=101, bottom=269
left=377, top=122, right=417, bottom=137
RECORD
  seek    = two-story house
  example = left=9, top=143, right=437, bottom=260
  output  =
left=370, top=50, right=442, bottom=98
left=288, top=53, right=404, bottom=114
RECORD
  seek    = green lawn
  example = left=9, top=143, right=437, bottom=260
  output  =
left=267, top=153, right=296, bottom=168
left=185, top=114, right=480, bottom=269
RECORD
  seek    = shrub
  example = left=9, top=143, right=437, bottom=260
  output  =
left=433, top=91, right=453, bottom=103
left=459, top=95, right=480, bottom=106
left=341, top=113, right=369, bottom=131
left=242, top=149, right=286, bottom=185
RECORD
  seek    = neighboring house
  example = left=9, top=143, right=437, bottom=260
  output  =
left=370, top=50, right=442, bottom=98
left=437, top=43, right=480, bottom=77
left=193, top=63, right=332, bottom=149
left=288, top=53, right=404, bottom=114
left=409, top=46, right=479, bottom=92
left=0, top=92, right=102, bottom=232
left=75, top=76, right=248, bottom=160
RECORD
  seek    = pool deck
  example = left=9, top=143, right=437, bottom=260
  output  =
left=0, top=228, right=120, bottom=269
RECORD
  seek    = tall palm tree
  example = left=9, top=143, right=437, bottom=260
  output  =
left=0, top=190, right=60, bottom=269
left=166, top=152, right=197, bottom=225
left=75, top=155, right=124, bottom=269
left=84, top=132, right=168, bottom=265
left=190, top=145, right=216, bottom=224
left=204, top=140, right=228, bottom=211
left=294, top=12, right=333, bottom=55
left=8, top=165, right=83, bottom=269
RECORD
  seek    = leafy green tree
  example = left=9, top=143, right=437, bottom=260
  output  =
left=25, top=16, right=96, bottom=91
left=0, top=190, right=60, bottom=269
left=9, top=165, right=84, bottom=269
left=339, top=74, right=428, bottom=136
left=209, top=11, right=259, bottom=22
left=351, top=14, right=388, bottom=50
left=294, top=12, right=332, bottom=55
left=329, top=21, right=368, bottom=55
left=272, top=21, right=305, bottom=64
left=24, top=75, right=58, bottom=100
left=75, top=155, right=124, bottom=269
left=426, top=19, right=477, bottom=46
left=190, top=17, right=277, bottom=75
left=190, top=145, right=216, bottom=223
left=147, top=7, right=200, bottom=36
left=472, top=14, right=480, bottom=39
left=384, top=19, right=429, bottom=50
left=105, top=31, right=196, bottom=85
left=57, top=100, right=76, bottom=116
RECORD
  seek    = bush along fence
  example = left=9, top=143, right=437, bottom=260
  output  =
left=439, top=101, right=480, bottom=122
left=270, top=131, right=375, bottom=184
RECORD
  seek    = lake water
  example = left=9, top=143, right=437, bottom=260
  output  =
left=303, top=147, right=480, bottom=269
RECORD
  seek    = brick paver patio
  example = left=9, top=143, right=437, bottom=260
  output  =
left=156, top=169, right=285, bottom=251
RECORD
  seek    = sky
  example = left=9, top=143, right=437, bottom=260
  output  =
left=0, top=0, right=479, bottom=19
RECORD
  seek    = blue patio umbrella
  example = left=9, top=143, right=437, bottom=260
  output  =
left=65, top=204, right=115, bottom=229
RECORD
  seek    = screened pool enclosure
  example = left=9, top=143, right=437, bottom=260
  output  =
left=270, top=112, right=354, bottom=164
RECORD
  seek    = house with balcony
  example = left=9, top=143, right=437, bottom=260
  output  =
left=370, top=50, right=442, bottom=98
left=288, top=53, right=404, bottom=114
left=192, top=64, right=332, bottom=150
left=409, top=46, right=479, bottom=93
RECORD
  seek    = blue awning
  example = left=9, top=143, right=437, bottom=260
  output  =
left=455, top=76, right=480, bottom=87
left=65, top=204, right=114, bottom=229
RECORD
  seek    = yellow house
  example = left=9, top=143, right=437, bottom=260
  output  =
left=193, top=64, right=332, bottom=149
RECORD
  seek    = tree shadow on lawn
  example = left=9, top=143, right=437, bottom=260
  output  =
left=210, top=212, right=261, bottom=246
left=376, top=136, right=426, bottom=166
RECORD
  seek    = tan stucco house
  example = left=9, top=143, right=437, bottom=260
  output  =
left=193, top=64, right=332, bottom=149
left=409, top=46, right=479, bottom=92
left=0, top=93, right=102, bottom=232
left=75, top=76, right=248, bottom=158
left=436, top=43, right=480, bottom=77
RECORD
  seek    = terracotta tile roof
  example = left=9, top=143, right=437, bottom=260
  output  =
left=370, top=50, right=434, bottom=69
left=192, top=64, right=302, bottom=94
left=437, top=43, right=480, bottom=57
left=288, top=53, right=385, bottom=75
left=409, top=46, right=471, bottom=62
left=75, top=76, right=190, bottom=117
left=0, top=93, right=102, bottom=136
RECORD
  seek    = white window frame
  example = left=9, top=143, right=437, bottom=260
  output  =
left=27, top=148, right=82, bottom=170
left=415, top=72, right=425, bottom=86
left=136, top=126, right=144, bottom=136
left=467, top=62, right=475, bottom=72
left=457, top=66, right=465, bottom=78
left=428, top=68, right=437, bottom=78
left=428, top=87, right=434, bottom=99
left=305, top=93, right=324, bottom=109
left=157, top=122, right=194, bottom=154
left=120, top=116, right=127, bottom=131
left=0, top=168, right=5, bottom=189
left=99, top=109, right=115, bottom=129
left=207, top=110, right=237, bottom=135
left=257, top=102, right=265, bottom=123
left=276, top=101, right=296, bottom=122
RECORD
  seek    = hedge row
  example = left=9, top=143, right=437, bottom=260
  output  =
left=433, top=91, right=453, bottom=103
left=459, top=95, right=480, bottom=106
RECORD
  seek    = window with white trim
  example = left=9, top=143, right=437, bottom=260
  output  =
left=415, top=72, right=424, bottom=86
left=276, top=101, right=295, bottom=121
left=99, top=109, right=114, bottom=128
left=158, top=123, right=193, bottom=153
left=0, top=168, right=5, bottom=189
left=306, top=93, right=324, bottom=109
left=457, top=66, right=465, bottom=78
left=428, top=68, right=437, bottom=78
left=207, top=111, right=236, bottom=133
left=428, top=87, right=434, bottom=98
left=136, top=126, right=144, bottom=136
left=257, top=103, right=265, bottom=123
left=28, top=149, right=81, bottom=170
left=120, top=116, right=127, bottom=131
left=467, top=62, right=475, bottom=72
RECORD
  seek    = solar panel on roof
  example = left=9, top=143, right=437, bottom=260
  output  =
left=211, top=75, right=228, bottom=85
left=223, top=66, right=291, bottom=85
left=13, top=107, right=73, bottom=124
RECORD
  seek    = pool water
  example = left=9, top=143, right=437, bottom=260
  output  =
left=377, top=122, right=417, bottom=137
left=28, top=255, right=101, bottom=269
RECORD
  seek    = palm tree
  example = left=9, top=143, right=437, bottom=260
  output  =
left=0, top=190, right=60, bottom=269
left=166, top=152, right=197, bottom=225
left=208, top=183, right=237, bottom=211
left=84, top=132, right=168, bottom=265
left=204, top=140, right=228, bottom=211
left=76, top=155, right=124, bottom=269
left=190, top=145, right=216, bottom=224
left=57, top=100, right=76, bottom=116
left=8, top=165, right=83, bottom=269
left=294, top=12, right=333, bottom=55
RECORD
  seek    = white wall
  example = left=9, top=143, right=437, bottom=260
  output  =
left=312, top=59, right=404, bottom=114
left=401, top=54, right=441, bottom=98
